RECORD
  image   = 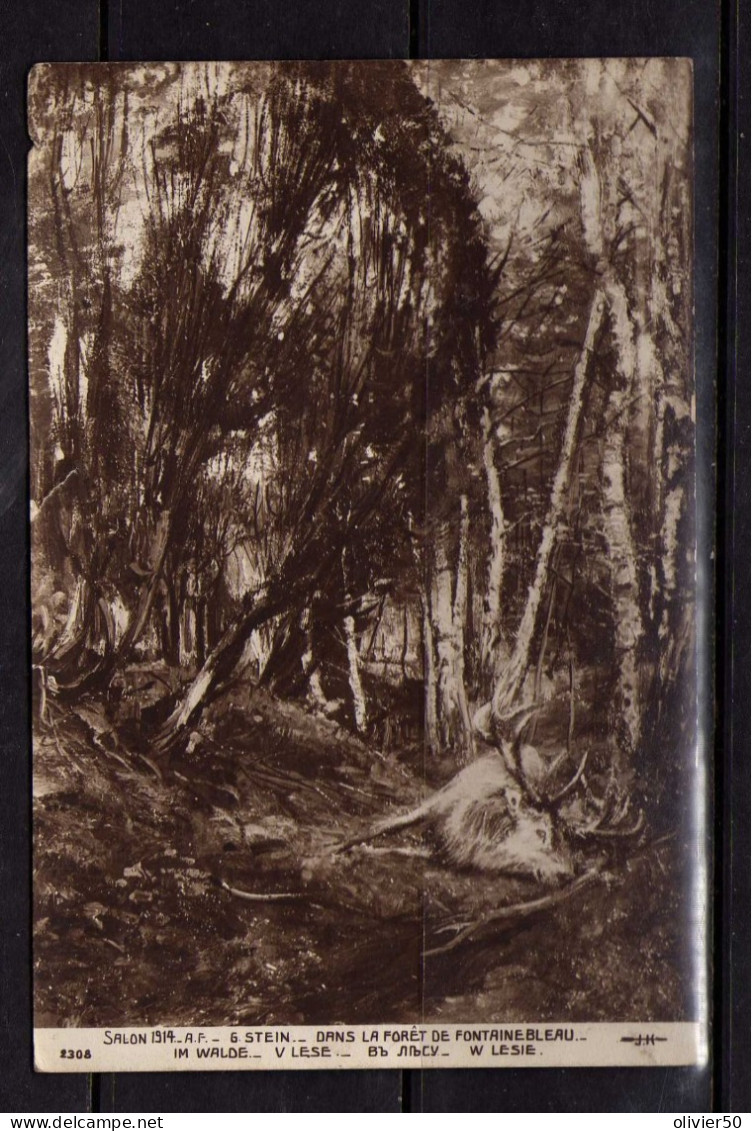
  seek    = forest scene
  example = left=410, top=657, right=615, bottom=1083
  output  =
left=29, top=59, right=699, bottom=1031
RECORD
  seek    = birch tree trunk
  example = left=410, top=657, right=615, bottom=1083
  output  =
left=452, top=495, right=475, bottom=760
left=431, top=499, right=475, bottom=766
left=433, top=524, right=457, bottom=746
left=633, top=307, right=666, bottom=623
left=600, top=275, right=643, bottom=763
left=340, top=548, right=367, bottom=733
left=656, top=415, right=692, bottom=688
left=601, top=413, right=642, bottom=758
left=300, top=604, right=330, bottom=711
left=490, top=140, right=646, bottom=781
left=492, top=287, right=606, bottom=720
left=479, top=405, right=509, bottom=694
left=634, top=169, right=692, bottom=698
left=642, top=270, right=692, bottom=667
left=343, top=612, right=367, bottom=734
left=421, top=592, right=439, bottom=753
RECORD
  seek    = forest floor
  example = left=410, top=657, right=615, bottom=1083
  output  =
left=33, top=671, right=693, bottom=1028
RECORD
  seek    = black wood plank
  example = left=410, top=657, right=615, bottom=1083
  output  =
left=423, top=0, right=717, bottom=60
left=109, top=0, right=409, bottom=61
left=101, top=1070, right=400, bottom=1113
left=718, top=0, right=751, bottom=1112
left=418, top=1067, right=712, bottom=1114
left=415, top=0, right=720, bottom=1113
left=0, top=0, right=99, bottom=1114
left=100, top=0, right=409, bottom=1113
left=4, top=0, right=737, bottom=1116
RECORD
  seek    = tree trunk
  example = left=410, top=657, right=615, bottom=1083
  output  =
left=343, top=612, right=367, bottom=733
left=154, top=506, right=348, bottom=751
left=452, top=495, right=475, bottom=760
left=47, top=576, right=92, bottom=665
left=112, top=439, right=208, bottom=675
left=160, top=577, right=180, bottom=666
left=401, top=605, right=410, bottom=681
left=432, top=501, right=475, bottom=766
left=421, top=592, right=439, bottom=753
left=179, top=598, right=197, bottom=669
left=45, top=576, right=105, bottom=687
left=657, top=410, right=692, bottom=688
left=300, top=604, right=330, bottom=711
left=433, top=530, right=457, bottom=749
left=492, top=287, right=606, bottom=720
left=155, top=581, right=285, bottom=751
left=116, top=510, right=174, bottom=662
left=527, top=548, right=560, bottom=745
left=601, top=403, right=642, bottom=761
left=479, top=404, right=508, bottom=694
left=600, top=275, right=643, bottom=764
left=195, top=598, right=207, bottom=668
left=341, top=548, right=367, bottom=734
left=642, top=271, right=692, bottom=669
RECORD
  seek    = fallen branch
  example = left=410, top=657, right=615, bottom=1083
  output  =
left=423, top=867, right=605, bottom=957
left=423, top=830, right=673, bottom=957
left=205, top=735, right=342, bottom=808
left=217, top=879, right=306, bottom=903
left=335, top=807, right=427, bottom=854
left=31, top=468, right=78, bottom=523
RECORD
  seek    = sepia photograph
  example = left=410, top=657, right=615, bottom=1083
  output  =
left=28, top=58, right=702, bottom=1066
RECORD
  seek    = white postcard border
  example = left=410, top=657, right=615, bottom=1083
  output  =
left=35, top=1022, right=705, bottom=1072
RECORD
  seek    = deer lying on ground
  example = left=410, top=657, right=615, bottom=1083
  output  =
left=338, top=750, right=572, bottom=880
left=337, top=703, right=643, bottom=881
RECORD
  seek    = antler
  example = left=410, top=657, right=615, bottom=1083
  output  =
left=518, top=739, right=646, bottom=844
left=547, top=745, right=591, bottom=806
left=475, top=699, right=545, bottom=805
left=558, top=774, right=646, bottom=841
left=570, top=806, right=645, bottom=840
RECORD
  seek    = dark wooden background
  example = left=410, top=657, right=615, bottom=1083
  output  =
left=1, top=0, right=748, bottom=1113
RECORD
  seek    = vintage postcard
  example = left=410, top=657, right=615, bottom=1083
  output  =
left=29, top=59, right=705, bottom=1071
